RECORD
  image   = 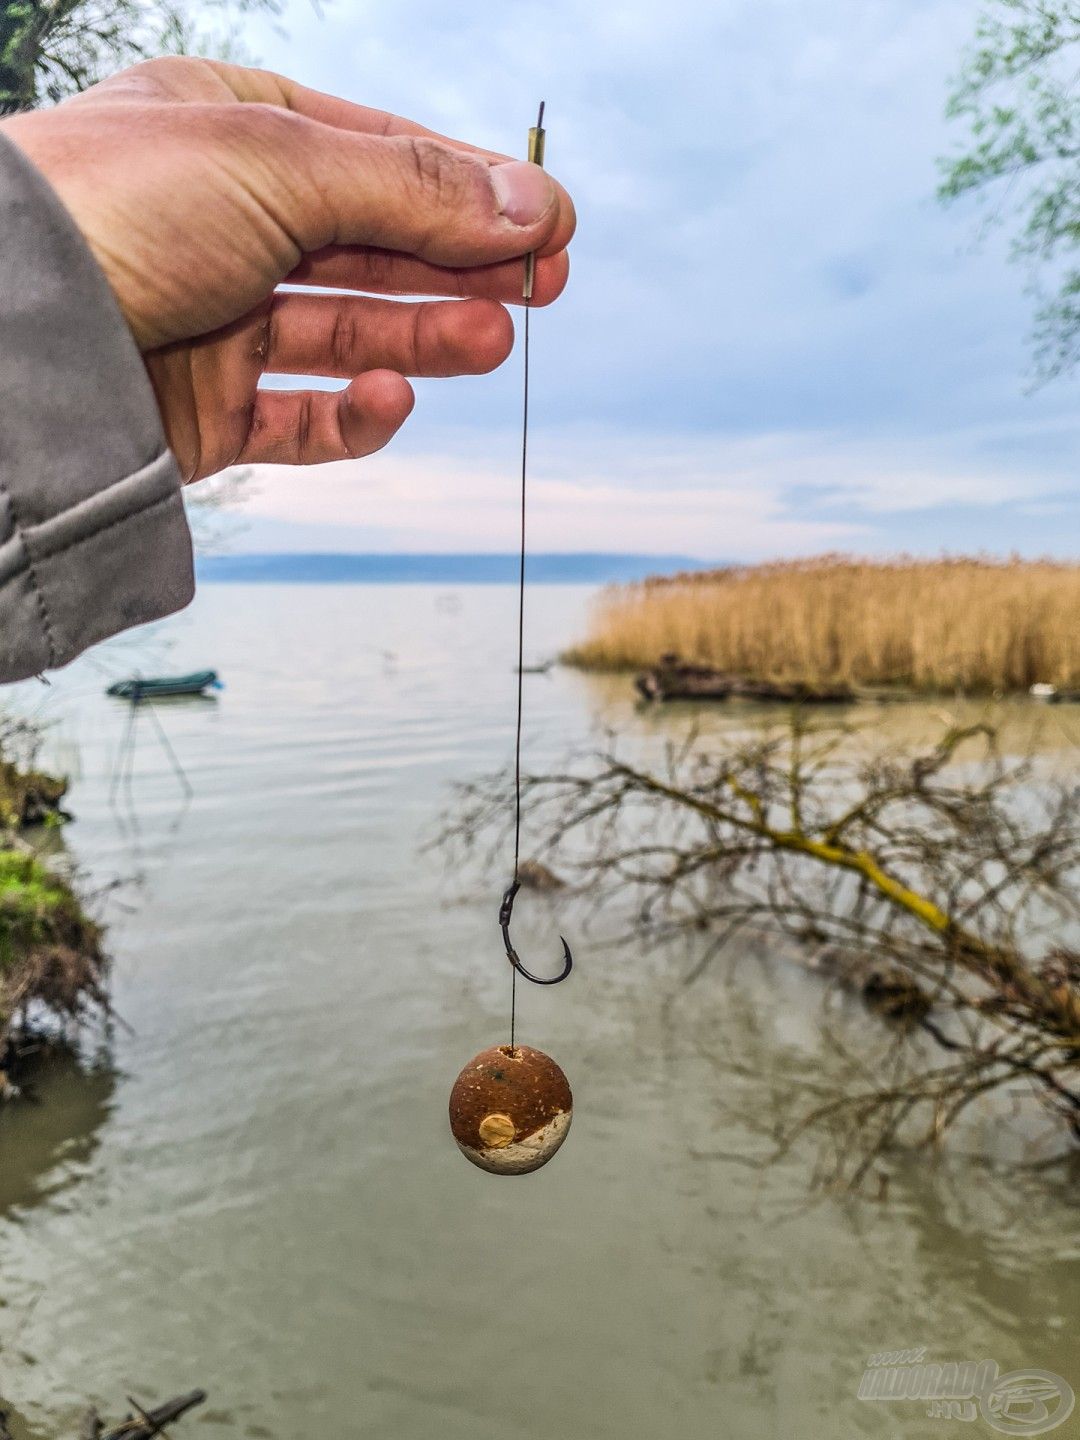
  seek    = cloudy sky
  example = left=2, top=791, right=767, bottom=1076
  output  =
left=222, top=0, right=1080, bottom=559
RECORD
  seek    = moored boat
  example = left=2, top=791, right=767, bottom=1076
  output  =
left=106, top=670, right=221, bottom=701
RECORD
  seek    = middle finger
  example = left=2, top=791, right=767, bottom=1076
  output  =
left=265, top=292, right=515, bottom=378
left=286, top=246, right=571, bottom=309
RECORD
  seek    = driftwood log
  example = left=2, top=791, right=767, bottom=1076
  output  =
left=79, top=1390, right=206, bottom=1440
left=635, top=655, right=854, bottom=705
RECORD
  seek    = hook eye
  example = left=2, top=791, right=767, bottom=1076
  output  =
left=499, top=880, right=573, bottom=986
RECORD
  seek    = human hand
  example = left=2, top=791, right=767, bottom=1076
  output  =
left=1, top=59, right=575, bottom=481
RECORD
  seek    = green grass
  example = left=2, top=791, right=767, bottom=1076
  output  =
left=0, top=850, right=90, bottom=967
left=0, top=849, right=105, bottom=1037
left=0, top=726, right=102, bottom=1052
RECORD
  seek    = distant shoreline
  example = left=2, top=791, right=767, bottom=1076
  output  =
left=196, top=553, right=717, bottom=585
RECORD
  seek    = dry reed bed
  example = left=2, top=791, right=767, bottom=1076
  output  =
left=563, top=556, right=1080, bottom=691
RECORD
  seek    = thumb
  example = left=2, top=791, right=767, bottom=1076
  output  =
left=251, top=112, right=575, bottom=268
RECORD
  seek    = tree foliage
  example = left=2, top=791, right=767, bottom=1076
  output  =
left=941, top=1, right=1080, bottom=379
left=0, top=0, right=284, bottom=115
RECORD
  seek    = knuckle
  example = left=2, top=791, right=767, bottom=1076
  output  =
left=122, top=55, right=233, bottom=105
left=252, top=299, right=274, bottom=366
left=360, top=249, right=398, bottom=291
left=408, top=306, right=426, bottom=373
left=221, top=102, right=311, bottom=168
left=123, top=57, right=164, bottom=81
left=329, top=306, right=359, bottom=374
left=234, top=103, right=309, bottom=153
left=256, top=314, right=272, bottom=367
left=400, top=136, right=471, bottom=211
left=126, top=56, right=190, bottom=82
left=296, top=393, right=315, bottom=463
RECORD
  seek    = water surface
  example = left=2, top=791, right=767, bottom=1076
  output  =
left=0, top=584, right=1076, bottom=1439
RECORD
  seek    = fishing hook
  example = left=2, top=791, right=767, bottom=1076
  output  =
left=499, top=880, right=573, bottom=985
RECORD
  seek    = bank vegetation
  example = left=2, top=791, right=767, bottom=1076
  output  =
left=0, top=715, right=106, bottom=1094
left=564, top=556, right=1080, bottom=694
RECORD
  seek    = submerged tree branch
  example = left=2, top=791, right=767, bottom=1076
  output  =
left=441, top=715, right=1080, bottom=1188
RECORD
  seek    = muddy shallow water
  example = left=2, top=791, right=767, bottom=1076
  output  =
left=0, top=583, right=1076, bottom=1439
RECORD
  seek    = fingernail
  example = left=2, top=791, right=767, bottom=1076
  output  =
left=491, top=161, right=555, bottom=226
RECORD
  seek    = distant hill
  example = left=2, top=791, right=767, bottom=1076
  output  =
left=196, top=553, right=713, bottom=584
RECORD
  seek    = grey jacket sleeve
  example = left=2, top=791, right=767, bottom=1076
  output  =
left=0, top=130, right=194, bottom=683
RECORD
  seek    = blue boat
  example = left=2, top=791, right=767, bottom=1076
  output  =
left=106, top=670, right=221, bottom=701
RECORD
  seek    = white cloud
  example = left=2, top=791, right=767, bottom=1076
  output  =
left=213, top=420, right=1074, bottom=558
left=230, top=0, right=1080, bottom=557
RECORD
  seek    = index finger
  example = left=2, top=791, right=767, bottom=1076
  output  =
left=204, top=60, right=515, bottom=163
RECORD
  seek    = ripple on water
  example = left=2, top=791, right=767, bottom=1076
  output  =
left=0, top=584, right=1077, bottom=1440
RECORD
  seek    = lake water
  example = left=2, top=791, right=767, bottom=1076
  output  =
left=0, top=584, right=1076, bottom=1440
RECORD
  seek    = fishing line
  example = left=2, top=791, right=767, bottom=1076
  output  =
left=496, top=102, right=573, bottom=1045
left=447, top=105, right=574, bottom=1179
left=510, top=291, right=531, bottom=1048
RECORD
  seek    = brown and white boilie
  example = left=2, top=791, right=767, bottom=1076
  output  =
left=449, top=1044, right=572, bottom=1175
